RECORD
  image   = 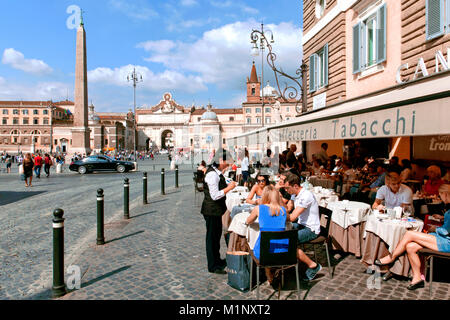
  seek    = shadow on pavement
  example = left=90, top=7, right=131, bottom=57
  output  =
left=105, top=230, right=145, bottom=244
left=130, top=211, right=156, bottom=219
left=0, top=191, right=46, bottom=206
left=80, top=265, right=132, bottom=289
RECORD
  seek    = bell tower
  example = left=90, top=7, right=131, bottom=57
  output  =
left=246, top=61, right=261, bottom=103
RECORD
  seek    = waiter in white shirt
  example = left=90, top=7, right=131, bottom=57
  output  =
left=201, top=149, right=237, bottom=274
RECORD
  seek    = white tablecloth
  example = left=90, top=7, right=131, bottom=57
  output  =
left=363, top=214, right=424, bottom=254
left=312, top=191, right=339, bottom=206
left=226, top=191, right=249, bottom=212
left=228, top=212, right=260, bottom=250
left=327, top=201, right=371, bottom=229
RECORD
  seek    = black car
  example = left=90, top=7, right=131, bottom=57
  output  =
left=69, top=155, right=135, bottom=174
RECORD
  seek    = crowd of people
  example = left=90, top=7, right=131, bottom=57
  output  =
left=198, top=145, right=450, bottom=291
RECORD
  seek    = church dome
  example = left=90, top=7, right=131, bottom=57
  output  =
left=262, top=81, right=278, bottom=97
left=201, top=104, right=218, bottom=121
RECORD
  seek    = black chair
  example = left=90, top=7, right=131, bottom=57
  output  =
left=419, top=248, right=450, bottom=296
left=300, top=206, right=334, bottom=278
left=249, top=230, right=300, bottom=300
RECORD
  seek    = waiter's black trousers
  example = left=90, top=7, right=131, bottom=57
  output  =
left=203, top=215, right=224, bottom=272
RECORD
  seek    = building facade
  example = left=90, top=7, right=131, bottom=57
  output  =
left=228, top=0, right=450, bottom=170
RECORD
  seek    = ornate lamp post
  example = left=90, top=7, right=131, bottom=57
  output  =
left=47, top=101, right=56, bottom=154
left=250, top=25, right=308, bottom=115
left=251, top=22, right=274, bottom=127
left=127, top=68, right=143, bottom=162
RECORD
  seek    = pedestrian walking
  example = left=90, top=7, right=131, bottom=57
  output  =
left=23, top=153, right=34, bottom=187
left=44, top=153, right=53, bottom=177
left=6, top=155, right=12, bottom=173
left=33, top=153, right=43, bottom=178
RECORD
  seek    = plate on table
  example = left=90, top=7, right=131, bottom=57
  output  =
left=376, top=213, right=389, bottom=220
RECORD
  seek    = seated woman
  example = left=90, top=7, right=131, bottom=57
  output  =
left=375, top=184, right=450, bottom=290
left=245, top=174, right=269, bottom=205
left=246, top=185, right=288, bottom=284
left=423, top=165, right=445, bottom=197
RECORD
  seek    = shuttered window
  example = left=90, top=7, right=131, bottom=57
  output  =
left=309, top=43, right=329, bottom=93
left=353, top=23, right=361, bottom=74
left=309, top=54, right=317, bottom=93
left=352, top=3, right=387, bottom=73
left=426, top=0, right=445, bottom=40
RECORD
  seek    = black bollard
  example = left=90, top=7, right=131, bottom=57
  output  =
left=175, top=165, right=179, bottom=188
left=143, top=172, right=148, bottom=204
left=124, top=177, right=130, bottom=219
left=97, top=189, right=105, bottom=245
left=52, top=208, right=66, bottom=298
left=161, top=168, right=165, bottom=195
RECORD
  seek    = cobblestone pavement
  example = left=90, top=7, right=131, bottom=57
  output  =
left=1, top=156, right=449, bottom=300
left=0, top=157, right=194, bottom=300
left=57, top=185, right=450, bottom=301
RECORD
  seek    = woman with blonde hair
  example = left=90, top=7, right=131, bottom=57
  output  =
left=246, top=185, right=288, bottom=284
left=375, top=184, right=450, bottom=290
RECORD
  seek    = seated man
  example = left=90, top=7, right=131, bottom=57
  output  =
left=372, top=168, right=413, bottom=211
left=275, top=171, right=295, bottom=214
left=284, top=174, right=322, bottom=281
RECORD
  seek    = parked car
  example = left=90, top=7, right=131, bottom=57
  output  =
left=69, top=155, right=135, bottom=174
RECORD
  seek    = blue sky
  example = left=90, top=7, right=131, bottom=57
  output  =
left=0, top=0, right=303, bottom=112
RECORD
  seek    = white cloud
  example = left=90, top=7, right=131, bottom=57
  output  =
left=180, top=0, right=198, bottom=6
left=109, top=0, right=158, bottom=20
left=136, top=40, right=176, bottom=53
left=139, top=20, right=302, bottom=90
left=211, top=1, right=258, bottom=15
left=88, top=64, right=207, bottom=93
left=0, top=77, right=69, bottom=100
left=2, top=48, right=53, bottom=75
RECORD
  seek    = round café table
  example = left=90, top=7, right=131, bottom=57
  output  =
left=326, top=201, right=371, bottom=257
left=361, top=214, right=424, bottom=277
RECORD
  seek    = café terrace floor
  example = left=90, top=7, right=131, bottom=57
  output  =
left=43, top=185, right=450, bottom=300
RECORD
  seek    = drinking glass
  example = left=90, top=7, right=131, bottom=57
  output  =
left=403, top=205, right=413, bottom=219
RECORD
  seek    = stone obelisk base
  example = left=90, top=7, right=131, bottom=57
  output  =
left=71, top=127, right=91, bottom=156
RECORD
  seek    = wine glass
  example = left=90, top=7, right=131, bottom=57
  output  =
left=403, top=205, right=413, bottom=219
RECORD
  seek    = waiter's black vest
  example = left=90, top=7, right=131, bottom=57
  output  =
left=201, top=166, right=228, bottom=216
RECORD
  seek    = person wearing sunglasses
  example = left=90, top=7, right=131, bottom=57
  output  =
left=246, top=174, right=270, bottom=205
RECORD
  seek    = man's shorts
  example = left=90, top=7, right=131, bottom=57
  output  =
left=292, top=223, right=319, bottom=244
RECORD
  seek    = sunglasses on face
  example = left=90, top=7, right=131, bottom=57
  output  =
left=257, top=179, right=266, bottom=183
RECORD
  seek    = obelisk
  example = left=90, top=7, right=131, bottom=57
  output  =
left=71, top=14, right=91, bottom=155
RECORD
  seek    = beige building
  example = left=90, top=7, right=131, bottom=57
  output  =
left=228, top=0, right=450, bottom=168
left=0, top=100, right=134, bottom=154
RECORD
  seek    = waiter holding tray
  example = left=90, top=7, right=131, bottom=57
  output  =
left=201, top=148, right=237, bottom=274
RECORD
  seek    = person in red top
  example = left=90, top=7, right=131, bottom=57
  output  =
left=33, top=153, right=43, bottom=179
left=423, top=165, right=444, bottom=196
left=44, top=153, right=53, bottom=178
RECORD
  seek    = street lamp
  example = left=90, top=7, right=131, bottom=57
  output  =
left=127, top=67, right=143, bottom=162
left=251, top=24, right=307, bottom=115
left=251, top=22, right=274, bottom=128
left=47, top=101, right=56, bottom=155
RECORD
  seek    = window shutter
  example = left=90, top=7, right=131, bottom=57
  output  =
left=426, top=0, right=444, bottom=40
left=324, top=43, right=329, bottom=86
left=447, top=0, right=450, bottom=32
left=309, top=54, right=317, bottom=93
left=352, top=23, right=361, bottom=74
left=376, top=3, right=387, bottom=63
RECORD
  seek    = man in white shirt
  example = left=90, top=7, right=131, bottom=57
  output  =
left=373, top=169, right=413, bottom=210
left=284, top=173, right=322, bottom=281
left=201, top=149, right=237, bottom=274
